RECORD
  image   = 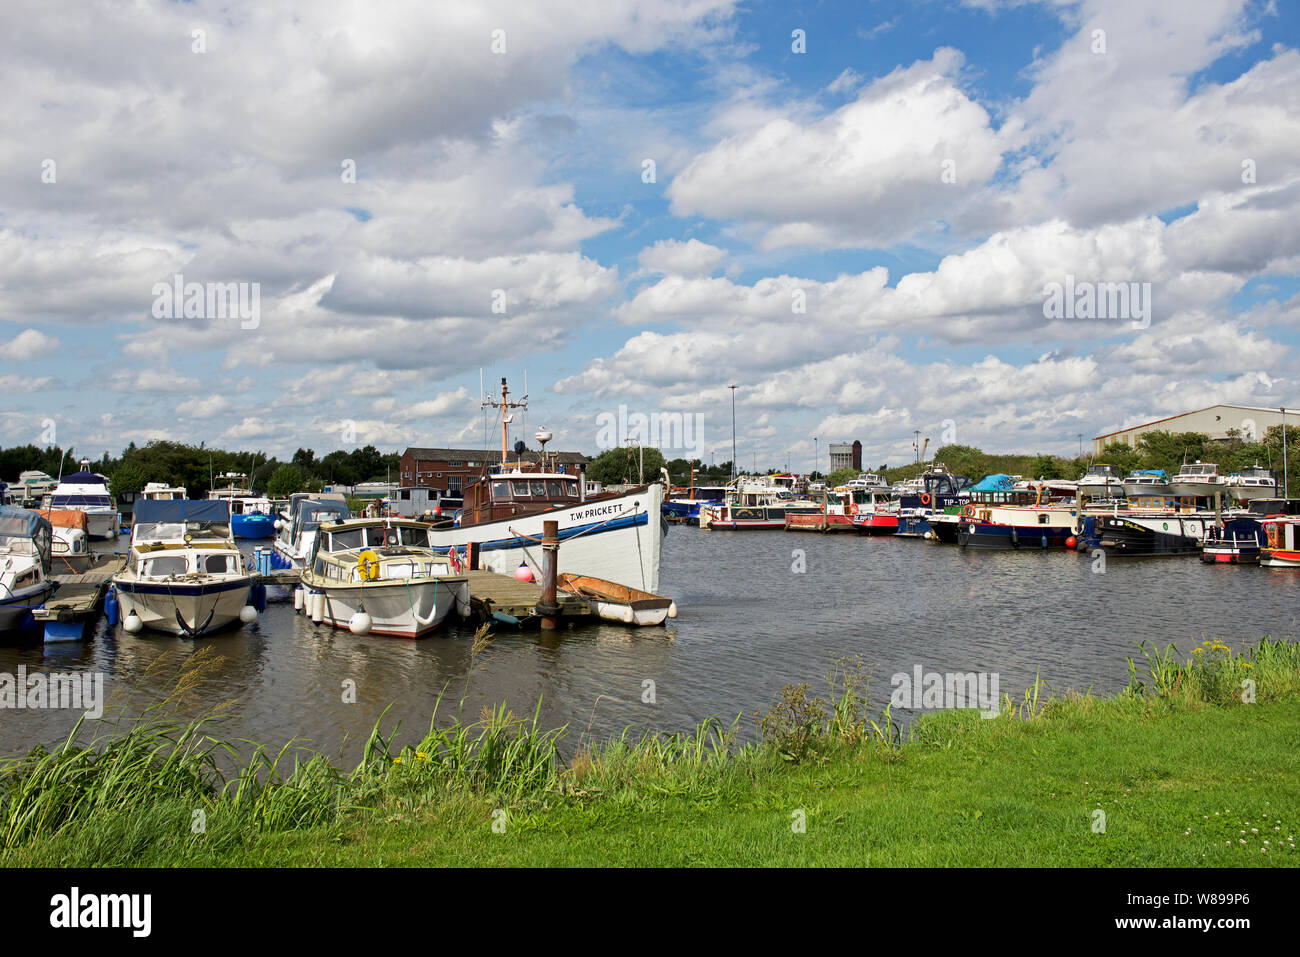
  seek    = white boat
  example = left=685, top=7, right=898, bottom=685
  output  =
left=1121, top=470, right=1170, bottom=498
left=1224, top=465, right=1277, bottom=503
left=1168, top=461, right=1225, bottom=499
left=299, top=517, right=469, bottom=638
left=44, top=509, right=90, bottom=565
left=9, top=471, right=57, bottom=507
left=140, top=481, right=188, bottom=500
left=558, top=573, right=676, bottom=626
left=0, top=507, right=55, bottom=637
left=430, top=469, right=664, bottom=593
left=112, top=499, right=256, bottom=637
left=270, top=494, right=352, bottom=572
left=47, top=470, right=120, bottom=539
left=425, top=382, right=665, bottom=594
left=1078, top=463, right=1126, bottom=501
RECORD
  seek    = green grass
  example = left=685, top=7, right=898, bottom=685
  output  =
left=3, top=640, right=1299, bottom=867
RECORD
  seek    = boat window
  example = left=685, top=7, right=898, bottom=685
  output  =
left=491, top=480, right=510, bottom=500
left=400, top=527, right=428, bottom=547
left=202, top=554, right=233, bottom=574
left=512, top=481, right=531, bottom=497
left=531, top=480, right=547, bottom=497
left=546, top=480, right=565, bottom=498
left=332, top=529, right=365, bottom=551
left=147, top=556, right=188, bottom=577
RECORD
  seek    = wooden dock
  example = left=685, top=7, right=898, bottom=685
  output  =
left=35, top=553, right=127, bottom=641
left=461, top=569, right=589, bottom=626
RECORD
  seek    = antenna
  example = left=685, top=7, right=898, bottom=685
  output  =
left=482, top=376, right=528, bottom=468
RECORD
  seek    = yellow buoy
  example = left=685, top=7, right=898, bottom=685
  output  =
left=356, top=550, right=381, bottom=581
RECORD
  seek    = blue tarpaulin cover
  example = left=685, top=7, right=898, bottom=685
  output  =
left=969, top=474, right=1016, bottom=492
left=133, top=499, right=229, bottom=524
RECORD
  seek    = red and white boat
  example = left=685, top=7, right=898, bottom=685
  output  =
left=1261, top=515, right=1300, bottom=567
left=851, top=489, right=900, bottom=535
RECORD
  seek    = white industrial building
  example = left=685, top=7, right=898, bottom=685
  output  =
left=1093, top=404, right=1298, bottom=455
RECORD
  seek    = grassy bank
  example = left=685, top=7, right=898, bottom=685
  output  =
left=3, top=640, right=1299, bottom=867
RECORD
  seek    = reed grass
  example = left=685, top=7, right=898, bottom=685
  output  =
left=4, top=635, right=1299, bottom=865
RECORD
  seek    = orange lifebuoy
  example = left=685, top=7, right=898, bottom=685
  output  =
left=920, top=492, right=932, bottom=506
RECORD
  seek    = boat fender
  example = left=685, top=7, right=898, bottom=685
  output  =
left=667, top=601, right=678, bottom=619
left=123, top=611, right=143, bottom=634
left=294, top=586, right=304, bottom=611
left=349, top=611, right=373, bottom=635
left=310, top=591, right=325, bottom=623
left=239, top=605, right=258, bottom=624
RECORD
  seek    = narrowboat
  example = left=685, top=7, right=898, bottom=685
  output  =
left=1261, top=515, right=1300, bottom=567
left=957, top=475, right=1077, bottom=549
left=1201, top=517, right=1265, bottom=564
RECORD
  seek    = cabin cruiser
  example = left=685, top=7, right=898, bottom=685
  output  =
left=1121, top=469, right=1170, bottom=499
left=48, top=471, right=119, bottom=539
left=45, top=509, right=90, bottom=567
left=112, top=499, right=256, bottom=637
left=1168, top=461, right=1225, bottom=500
left=10, top=471, right=57, bottom=507
left=1223, top=465, right=1277, bottom=503
left=0, top=507, right=54, bottom=637
left=851, top=488, right=901, bottom=536
left=208, top=472, right=276, bottom=538
left=141, top=482, right=188, bottom=501
left=299, top=517, right=469, bottom=638
left=270, top=494, right=352, bottom=572
left=1077, top=463, right=1126, bottom=501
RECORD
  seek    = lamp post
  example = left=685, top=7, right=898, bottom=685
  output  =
left=813, top=436, right=818, bottom=479
left=1078, top=433, right=1083, bottom=458
left=1283, top=407, right=1289, bottom=498
left=728, top=385, right=738, bottom=481
left=914, top=430, right=921, bottom=464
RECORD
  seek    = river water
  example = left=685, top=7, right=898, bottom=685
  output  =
left=3, top=528, right=1298, bottom=763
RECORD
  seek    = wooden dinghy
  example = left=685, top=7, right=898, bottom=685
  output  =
left=557, top=573, right=677, bottom=627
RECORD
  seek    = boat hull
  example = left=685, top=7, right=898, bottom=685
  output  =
left=299, top=577, right=469, bottom=637
left=232, top=513, right=276, bottom=538
left=430, top=484, right=664, bottom=594
left=0, top=584, right=55, bottom=637
left=853, top=513, right=900, bottom=535
left=1261, top=548, right=1300, bottom=567
left=784, top=512, right=855, bottom=533
left=958, top=522, right=1074, bottom=549
left=1093, top=515, right=1205, bottom=556
left=1167, top=481, right=1224, bottom=500
left=113, top=577, right=252, bottom=636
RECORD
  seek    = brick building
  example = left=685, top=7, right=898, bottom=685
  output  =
left=399, top=447, right=589, bottom=496
left=828, top=440, right=863, bottom=473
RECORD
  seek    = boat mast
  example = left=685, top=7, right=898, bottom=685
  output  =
left=482, top=377, right=528, bottom=469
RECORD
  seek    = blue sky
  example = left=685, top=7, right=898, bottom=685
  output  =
left=1, top=0, right=1298, bottom=471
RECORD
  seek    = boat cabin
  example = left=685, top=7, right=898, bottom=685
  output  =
left=458, top=468, right=583, bottom=524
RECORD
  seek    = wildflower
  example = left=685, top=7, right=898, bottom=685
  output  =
left=393, top=756, right=404, bottom=765
left=416, top=751, right=429, bottom=761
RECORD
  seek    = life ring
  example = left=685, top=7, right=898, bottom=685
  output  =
left=964, top=504, right=973, bottom=518
left=920, top=492, right=932, bottom=506
left=356, top=550, right=381, bottom=581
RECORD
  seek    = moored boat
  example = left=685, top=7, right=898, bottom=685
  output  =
left=48, top=470, right=120, bottom=539
left=956, top=475, right=1077, bottom=549
left=1223, top=465, right=1277, bottom=503
left=558, top=573, right=676, bottom=626
left=112, top=499, right=257, bottom=637
left=0, top=507, right=55, bottom=638
left=1168, top=461, right=1225, bottom=500
left=1261, top=515, right=1300, bottom=567
left=1122, top=469, right=1170, bottom=499
left=1078, top=463, right=1126, bottom=502
left=299, top=517, right=469, bottom=637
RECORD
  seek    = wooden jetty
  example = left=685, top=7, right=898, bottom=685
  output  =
left=34, top=553, right=127, bottom=642
left=462, top=569, right=589, bottom=626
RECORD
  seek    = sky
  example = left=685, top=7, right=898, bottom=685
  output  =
left=1, top=0, right=1298, bottom=473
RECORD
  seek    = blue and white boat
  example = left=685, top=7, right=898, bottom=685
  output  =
left=208, top=473, right=277, bottom=538
left=957, top=475, right=1077, bottom=549
left=48, top=471, right=120, bottom=539
left=0, top=506, right=55, bottom=638
left=662, top=486, right=727, bottom=524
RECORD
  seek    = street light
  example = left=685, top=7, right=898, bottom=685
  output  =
left=729, top=385, right=738, bottom=482
left=1283, top=407, right=1289, bottom=498
left=813, top=436, right=817, bottom=478
left=914, top=430, right=921, bottom=464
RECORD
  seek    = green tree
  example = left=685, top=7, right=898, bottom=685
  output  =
left=267, top=464, right=305, bottom=498
left=826, top=467, right=858, bottom=487
left=586, top=446, right=667, bottom=486
left=109, top=463, right=149, bottom=496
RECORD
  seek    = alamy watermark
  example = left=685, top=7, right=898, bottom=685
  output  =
left=595, top=404, right=704, bottom=456
left=1042, top=275, right=1151, bottom=329
left=1, top=667, right=104, bottom=719
left=151, top=273, right=260, bottom=329
left=890, top=665, right=999, bottom=718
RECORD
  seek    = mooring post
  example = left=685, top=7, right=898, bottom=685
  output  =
left=539, top=519, right=560, bottom=629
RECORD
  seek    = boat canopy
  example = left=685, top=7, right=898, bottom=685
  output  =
left=0, top=506, right=52, bottom=568
left=1132, top=469, right=1167, bottom=477
left=60, top=471, right=108, bottom=485
left=134, top=499, right=230, bottom=524
left=45, top=509, right=88, bottom=531
left=969, top=474, right=1016, bottom=492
